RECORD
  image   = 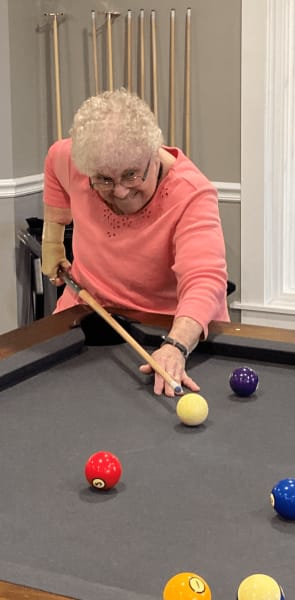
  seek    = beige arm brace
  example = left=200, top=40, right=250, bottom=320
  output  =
left=41, top=221, right=71, bottom=279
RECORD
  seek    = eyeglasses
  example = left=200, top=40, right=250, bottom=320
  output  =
left=89, top=158, right=151, bottom=191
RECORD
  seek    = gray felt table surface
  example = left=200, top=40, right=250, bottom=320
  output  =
left=0, top=337, right=294, bottom=599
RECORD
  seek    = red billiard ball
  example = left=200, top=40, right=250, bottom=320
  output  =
left=85, top=451, right=122, bottom=490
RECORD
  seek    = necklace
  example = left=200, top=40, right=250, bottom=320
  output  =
left=146, top=162, right=163, bottom=204
left=157, top=163, right=163, bottom=187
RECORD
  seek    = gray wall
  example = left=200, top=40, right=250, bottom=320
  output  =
left=0, top=0, right=13, bottom=178
left=5, top=0, right=241, bottom=180
left=0, top=0, right=241, bottom=332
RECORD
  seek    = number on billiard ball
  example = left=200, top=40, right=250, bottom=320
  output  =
left=237, top=573, right=285, bottom=599
left=84, top=450, right=122, bottom=490
left=162, top=572, right=211, bottom=600
left=270, top=477, right=295, bottom=520
left=229, top=366, right=259, bottom=397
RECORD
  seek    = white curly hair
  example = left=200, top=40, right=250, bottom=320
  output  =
left=70, top=88, right=164, bottom=176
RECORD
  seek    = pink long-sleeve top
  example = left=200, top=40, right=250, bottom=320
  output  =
left=43, top=138, right=229, bottom=337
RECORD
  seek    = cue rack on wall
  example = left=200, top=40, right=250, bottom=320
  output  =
left=43, top=8, right=192, bottom=156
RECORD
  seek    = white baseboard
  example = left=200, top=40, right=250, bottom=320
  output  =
left=231, top=301, right=295, bottom=329
left=231, top=301, right=295, bottom=315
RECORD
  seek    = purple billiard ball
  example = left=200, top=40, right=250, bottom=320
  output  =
left=229, top=366, right=259, bottom=397
left=270, top=478, right=295, bottom=520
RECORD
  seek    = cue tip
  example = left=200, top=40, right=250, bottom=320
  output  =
left=174, top=384, right=183, bottom=395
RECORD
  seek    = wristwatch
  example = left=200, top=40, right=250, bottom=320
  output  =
left=160, top=336, right=190, bottom=359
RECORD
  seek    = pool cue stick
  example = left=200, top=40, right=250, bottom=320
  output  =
left=169, top=9, right=176, bottom=146
left=127, top=9, right=132, bottom=91
left=106, top=12, right=114, bottom=91
left=45, top=12, right=63, bottom=140
left=139, top=9, right=145, bottom=99
left=17, top=230, right=183, bottom=392
left=58, top=268, right=183, bottom=394
left=184, top=7, right=191, bottom=157
left=150, top=10, right=158, bottom=120
left=91, top=10, right=99, bottom=95
left=52, top=13, right=63, bottom=139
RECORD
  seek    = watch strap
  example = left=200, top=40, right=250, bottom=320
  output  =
left=160, top=336, right=190, bottom=359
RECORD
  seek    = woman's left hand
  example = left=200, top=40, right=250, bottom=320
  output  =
left=139, top=344, right=200, bottom=397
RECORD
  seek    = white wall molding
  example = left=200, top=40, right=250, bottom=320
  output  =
left=0, top=174, right=43, bottom=198
left=214, top=182, right=241, bottom=203
left=0, top=174, right=241, bottom=203
left=239, top=0, right=295, bottom=328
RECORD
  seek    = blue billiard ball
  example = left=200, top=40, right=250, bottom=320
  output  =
left=270, top=477, right=295, bottom=520
left=229, top=366, right=259, bottom=397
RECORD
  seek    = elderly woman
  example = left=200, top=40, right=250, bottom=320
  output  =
left=42, top=88, right=229, bottom=396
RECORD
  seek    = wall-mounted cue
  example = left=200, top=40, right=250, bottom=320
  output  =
left=105, top=11, right=120, bottom=92
left=184, top=7, right=191, bottom=157
left=44, top=12, right=63, bottom=140
left=91, top=10, right=99, bottom=95
left=59, top=268, right=183, bottom=394
left=151, top=10, right=158, bottom=121
left=106, top=11, right=114, bottom=91
left=139, top=8, right=145, bottom=99
left=127, top=9, right=132, bottom=92
left=169, top=8, right=176, bottom=146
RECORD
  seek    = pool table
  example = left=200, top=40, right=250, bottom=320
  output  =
left=0, top=306, right=294, bottom=600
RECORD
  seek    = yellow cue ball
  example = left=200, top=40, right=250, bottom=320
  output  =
left=237, top=573, right=285, bottom=599
left=176, top=393, right=209, bottom=426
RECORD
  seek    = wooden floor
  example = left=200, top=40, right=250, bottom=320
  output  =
left=0, top=581, right=76, bottom=600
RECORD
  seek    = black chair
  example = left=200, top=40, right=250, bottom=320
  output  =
left=227, top=280, right=236, bottom=296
